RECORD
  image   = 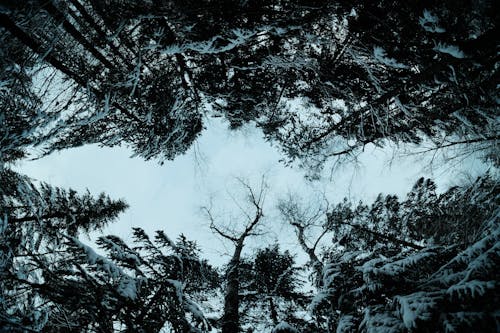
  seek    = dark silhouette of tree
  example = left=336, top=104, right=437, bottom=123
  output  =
left=237, top=244, right=307, bottom=331
left=204, top=177, right=267, bottom=333
left=0, top=30, right=49, bottom=164
left=174, top=234, right=221, bottom=295
left=0, top=1, right=498, bottom=331
left=312, top=175, right=499, bottom=332
left=263, top=0, right=499, bottom=173
left=2, top=1, right=495, bottom=170
left=0, top=168, right=128, bottom=332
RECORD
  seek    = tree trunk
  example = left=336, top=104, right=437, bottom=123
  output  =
left=340, top=221, right=424, bottom=250
left=68, top=0, right=133, bottom=71
left=0, top=13, right=145, bottom=126
left=221, top=239, right=244, bottom=333
left=292, top=222, right=324, bottom=286
left=42, top=2, right=115, bottom=70
left=269, top=297, right=278, bottom=325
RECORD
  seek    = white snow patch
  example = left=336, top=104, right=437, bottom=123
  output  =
left=433, top=43, right=466, bottom=59
left=272, top=321, right=299, bottom=333
left=419, top=10, right=445, bottom=33
left=373, top=47, right=408, bottom=69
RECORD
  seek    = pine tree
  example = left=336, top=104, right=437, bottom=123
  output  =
left=263, top=0, right=499, bottom=173
left=238, top=245, right=307, bottom=332
left=0, top=167, right=128, bottom=332
left=37, top=228, right=211, bottom=332
left=312, top=175, right=499, bottom=332
left=3, top=1, right=496, bottom=170
left=0, top=30, right=51, bottom=164
left=174, top=234, right=220, bottom=295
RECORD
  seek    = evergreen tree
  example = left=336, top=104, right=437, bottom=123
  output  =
left=0, top=30, right=51, bottom=164
left=36, top=228, right=211, bottom=332
left=238, top=245, right=307, bottom=332
left=0, top=168, right=128, bottom=332
left=312, top=175, right=499, bottom=332
left=174, top=234, right=220, bottom=295
left=3, top=1, right=495, bottom=171
left=1, top=2, right=498, bottom=331
left=263, top=0, right=499, bottom=173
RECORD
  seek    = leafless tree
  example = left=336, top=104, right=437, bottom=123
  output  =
left=277, top=192, right=330, bottom=287
left=202, top=176, right=267, bottom=333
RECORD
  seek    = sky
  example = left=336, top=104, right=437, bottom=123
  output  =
left=14, top=117, right=488, bottom=266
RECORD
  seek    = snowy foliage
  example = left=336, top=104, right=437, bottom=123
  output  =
left=419, top=10, right=445, bottom=33
left=313, top=176, right=500, bottom=332
left=1, top=1, right=498, bottom=331
left=433, top=43, right=466, bottom=59
left=373, top=47, right=408, bottom=69
left=1, top=0, right=496, bottom=171
left=272, top=321, right=299, bottom=333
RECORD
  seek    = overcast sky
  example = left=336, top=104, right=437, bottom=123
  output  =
left=14, top=117, right=488, bottom=266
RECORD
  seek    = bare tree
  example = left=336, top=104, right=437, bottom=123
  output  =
left=277, top=192, right=329, bottom=287
left=202, top=176, right=267, bottom=333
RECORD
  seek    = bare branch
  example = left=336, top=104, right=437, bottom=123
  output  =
left=202, top=206, right=239, bottom=243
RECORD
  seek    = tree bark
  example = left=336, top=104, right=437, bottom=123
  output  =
left=269, top=297, right=278, bottom=325
left=221, top=239, right=244, bottom=333
left=42, top=2, right=115, bottom=71
left=340, top=221, right=424, bottom=250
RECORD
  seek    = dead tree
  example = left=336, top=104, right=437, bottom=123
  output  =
left=277, top=193, right=329, bottom=287
left=203, top=177, right=267, bottom=333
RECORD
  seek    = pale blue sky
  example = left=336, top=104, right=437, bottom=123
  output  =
left=15, top=118, right=488, bottom=266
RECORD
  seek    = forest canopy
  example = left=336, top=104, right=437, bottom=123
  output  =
left=0, top=0, right=498, bottom=332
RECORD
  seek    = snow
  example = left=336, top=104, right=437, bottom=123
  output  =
left=117, top=278, right=138, bottom=300
left=308, top=290, right=330, bottom=312
left=373, top=47, right=408, bottom=69
left=395, top=292, right=438, bottom=329
left=159, top=28, right=263, bottom=55
left=336, top=315, right=356, bottom=333
left=70, top=237, right=138, bottom=300
left=272, top=321, right=299, bottom=333
left=373, top=250, right=437, bottom=277
left=447, top=280, right=496, bottom=298
left=166, top=278, right=184, bottom=303
left=185, top=298, right=209, bottom=330
left=360, top=306, right=404, bottom=333
left=433, top=43, right=466, bottom=59
left=430, top=224, right=500, bottom=285
left=419, top=10, right=445, bottom=33
left=100, top=237, right=142, bottom=266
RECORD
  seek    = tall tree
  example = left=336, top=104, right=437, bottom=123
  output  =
left=311, top=175, right=499, bottom=332
left=263, top=0, right=499, bottom=173
left=4, top=1, right=495, bottom=172
left=0, top=168, right=128, bottom=331
left=278, top=193, right=330, bottom=286
left=237, top=245, right=307, bottom=332
left=0, top=29, right=51, bottom=164
left=43, top=229, right=211, bottom=332
left=204, top=177, right=267, bottom=333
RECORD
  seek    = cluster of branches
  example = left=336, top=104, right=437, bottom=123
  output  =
left=0, top=167, right=224, bottom=332
left=1, top=0, right=498, bottom=332
left=1, top=0, right=497, bottom=170
left=279, top=174, right=499, bottom=332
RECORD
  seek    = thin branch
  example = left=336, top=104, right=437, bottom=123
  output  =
left=202, top=206, right=239, bottom=243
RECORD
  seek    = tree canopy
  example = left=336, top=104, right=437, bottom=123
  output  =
left=0, top=0, right=498, bottom=332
